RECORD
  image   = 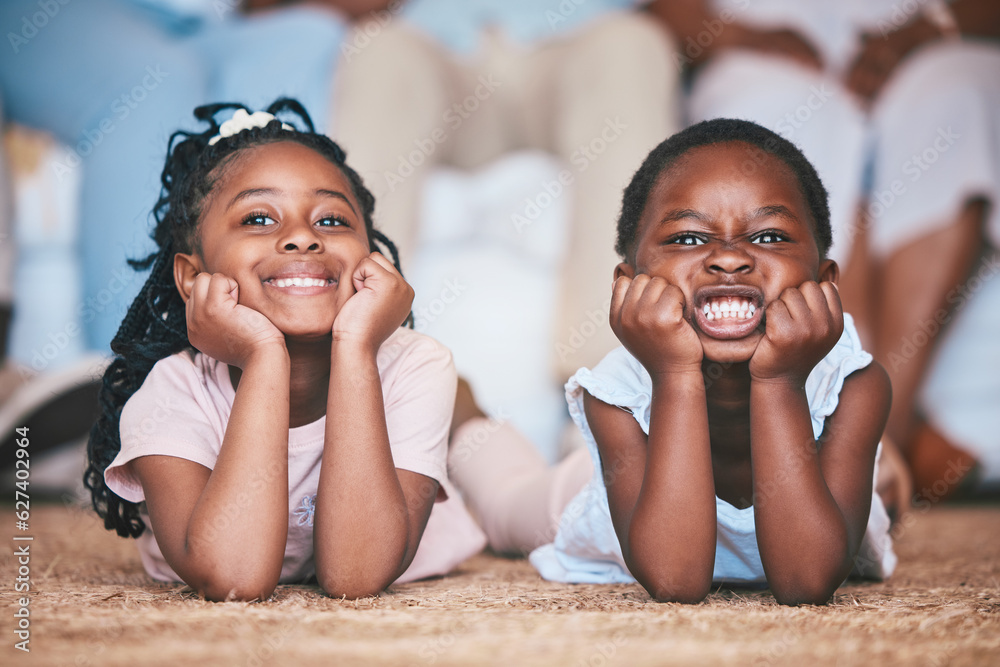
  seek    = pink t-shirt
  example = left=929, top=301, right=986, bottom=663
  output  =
left=105, top=327, right=486, bottom=585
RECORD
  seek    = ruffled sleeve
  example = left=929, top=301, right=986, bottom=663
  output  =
left=804, top=313, right=873, bottom=439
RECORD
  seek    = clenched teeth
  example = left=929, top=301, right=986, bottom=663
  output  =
left=703, top=298, right=755, bottom=321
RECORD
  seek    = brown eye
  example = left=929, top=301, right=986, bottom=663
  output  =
left=752, top=231, right=786, bottom=244
left=316, top=216, right=349, bottom=228
left=668, top=234, right=705, bottom=246
left=242, top=213, right=276, bottom=226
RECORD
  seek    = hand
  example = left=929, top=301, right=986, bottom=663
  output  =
left=749, top=281, right=843, bottom=383
left=332, top=252, right=414, bottom=353
left=185, top=272, right=285, bottom=368
left=845, top=21, right=938, bottom=102
left=875, top=435, right=912, bottom=526
left=610, top=275, right=703, bottom=377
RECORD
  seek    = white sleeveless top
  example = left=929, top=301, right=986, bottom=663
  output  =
left=530, top=314, right=896, bottom=585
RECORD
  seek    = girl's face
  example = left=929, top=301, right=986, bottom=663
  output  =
left=619, top=141, right=837, bottom=365
left=176, top=141, right=371, bottom=339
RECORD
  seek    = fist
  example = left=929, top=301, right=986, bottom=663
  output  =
left=749, top=280, right=843, bottom=383
left=610, top=274, right=703, bottom=377
left=185, top=272, right=285, bottom=368
left=332, top=252, right=414, bottom=353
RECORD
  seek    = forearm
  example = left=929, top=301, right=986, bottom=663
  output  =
left=648, top=0, right=755, bottom=61
left=627, top=372, right=716, bottom=602
left=750, top=381, right=851, bottom=604
left=182, top=346, right=291, bottom=600
left=880, top=0, right=1000, bottom=57
left=313, top=344, right=412, bottom=598
left=950, top=0, right=1000, bottom=38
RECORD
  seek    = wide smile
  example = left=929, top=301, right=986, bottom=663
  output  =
left=692, top=284, right=764, bottom=340
left=262, top=262, right=337, bottom=296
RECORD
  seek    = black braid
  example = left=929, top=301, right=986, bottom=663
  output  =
left=84, top=98, right=410, bottom=537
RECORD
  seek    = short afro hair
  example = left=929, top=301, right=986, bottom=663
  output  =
left=615, top=118, right=831, bottom=261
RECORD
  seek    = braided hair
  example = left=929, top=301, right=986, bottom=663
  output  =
left=84, top=98, right=410, bottom=538
left=616, top=118, right=832, bottom=262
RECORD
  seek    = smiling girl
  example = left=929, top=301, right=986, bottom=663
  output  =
left=84, top=100, right=485, bottom=601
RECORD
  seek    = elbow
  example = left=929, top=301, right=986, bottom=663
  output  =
left=316, top=556, right=398, bottom=600
left=315, top=543, right=409, bottom=600
left=627, top=543, right=715, bottom=604
left=636, top=568, right=712, bottom=605
left=768, top=569, right=842, bottom=606
left=318, top=573, right=392, bottom=600
left=645, top=580, right=711, bottom=605
left=185, top=563, right=280, bottom=602
left=765, top=535, right=854, bottom=605
left=195, top=576, right=278, bottom=603
left=770, top=582, right=837, bottom=607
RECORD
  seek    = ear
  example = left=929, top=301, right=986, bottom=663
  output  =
left=819, top=258, right=839, bottom=285
left=173, top=252, right=203, bottom=303
left=614, top=262, right=635, bottom=281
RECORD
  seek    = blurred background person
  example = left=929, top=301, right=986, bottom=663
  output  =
left=332, top=0, right=683, bottom=386
left=652, top=0, right=1000, bottom=511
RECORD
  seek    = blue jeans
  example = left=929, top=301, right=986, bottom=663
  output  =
left=0, top=0, right=346, bottom=354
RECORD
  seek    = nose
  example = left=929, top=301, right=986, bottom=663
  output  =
left=277, top=219, right=322, bottom=253
left=706, top=242, right=753, bottom=275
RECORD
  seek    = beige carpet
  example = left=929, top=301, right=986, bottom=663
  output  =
left=2, top=503, right=998, bottom=666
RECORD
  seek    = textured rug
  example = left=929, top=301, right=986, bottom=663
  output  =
left=2, top=502, right=998, bottom=666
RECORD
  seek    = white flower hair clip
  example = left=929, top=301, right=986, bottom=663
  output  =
left=207, top=109, right=294, bottom=146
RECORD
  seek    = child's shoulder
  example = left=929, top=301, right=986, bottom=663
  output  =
left=573, top=346, right=651, bottom=393
left=377, top=328, right=455, bottom=377
left=567, top=346, right=653, bottom=429
left=128, top=348, right=230, bottom=412
left=145, top=348, right=224, bottom=387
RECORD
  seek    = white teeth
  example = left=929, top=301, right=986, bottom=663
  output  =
left=272, top=277, right=328, bottom=288
left=703, top=297, right=757, bottom=321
